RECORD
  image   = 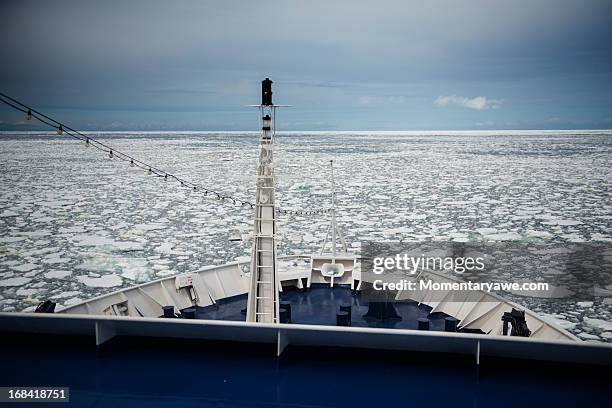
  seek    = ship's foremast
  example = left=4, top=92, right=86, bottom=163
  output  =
left=246, top=78, right=279, bottom=323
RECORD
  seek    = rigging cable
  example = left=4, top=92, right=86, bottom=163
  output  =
left=0, top=92, right=331, bottom=217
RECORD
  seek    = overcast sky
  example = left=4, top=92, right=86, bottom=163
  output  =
left=1, top=0, right=611, bottom=130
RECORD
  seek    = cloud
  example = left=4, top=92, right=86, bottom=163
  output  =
left=145, top=88, right=214, bottom=95
left=434, top=95, right=502, bottom=110
left=474, top=121, right=495, bottom=127
left=288, top=80, right=348, bottom=88
left=358, top=95, right=406, bottom=105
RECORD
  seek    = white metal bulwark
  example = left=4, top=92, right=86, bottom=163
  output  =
left=246, top=78, right=280, bottom=323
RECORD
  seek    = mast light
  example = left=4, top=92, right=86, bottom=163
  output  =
left=262, top=114, right=272, bottom=131
left=262, top=78, right=273, bottom=106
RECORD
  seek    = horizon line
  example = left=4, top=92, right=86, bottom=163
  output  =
left=1, top=129, right=612, bottom=134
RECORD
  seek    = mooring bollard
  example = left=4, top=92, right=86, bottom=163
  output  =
left=417, top=318, right=430, bottom=330
left=339, top=303, right=351, bottom=313
left=280, top=301, right=292, bottom=323
left=182, top=308, right=196, bottom=319
left=162, top=305, right=175, bottom=318
left=279, top=307, right=290, bottom=323
left=337, top=311, right=351, bottom=326
left=445, top=317, right=458, bottom=332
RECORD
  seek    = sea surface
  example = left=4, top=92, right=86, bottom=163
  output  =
left=1, top=130, right=611, bottom=341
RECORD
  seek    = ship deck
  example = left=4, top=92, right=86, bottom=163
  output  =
left=195, top=284, right=476, bottom=332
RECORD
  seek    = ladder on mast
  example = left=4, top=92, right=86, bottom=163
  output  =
left=246, top=78, right=280, bottom=323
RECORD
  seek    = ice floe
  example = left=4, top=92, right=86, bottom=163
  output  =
left=44, top=270, right=72, bottom=279
left=51, top=291, right=81, bottom=299
left=0, top=277, right=32, bottom=287
left=0, top=210, right=18, bottom=217
left=578, top=332, right=600, bottom=340
left=0, top=236, right=26, bottom=243
left=11, top=263, right=39, bottom=272
left=16, top=288, right=38, bottom=297
left=583, top=317, right=612, bottom=331
left=76, top=274, right=123, bottom=288
left=541, top=313, right=577, bottom=330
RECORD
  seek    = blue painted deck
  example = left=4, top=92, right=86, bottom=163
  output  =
left=194, top=284, right=468, bottom=332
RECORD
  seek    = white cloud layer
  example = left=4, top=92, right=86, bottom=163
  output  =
left=434, top=95, right=502, bottom=110
left=358, top=95, right=406, bottom=105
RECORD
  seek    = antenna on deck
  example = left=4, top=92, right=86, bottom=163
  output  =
left=321, top=159, right=347, bottom=256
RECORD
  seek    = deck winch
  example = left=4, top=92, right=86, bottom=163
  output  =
left=502, top=308, right=531, bottom=337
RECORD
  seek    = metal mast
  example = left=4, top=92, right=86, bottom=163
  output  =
left=246, top=78, right=280, bottom=323
left=320, top=159, right=347, bottom=256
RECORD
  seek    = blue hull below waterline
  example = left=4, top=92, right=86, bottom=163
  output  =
left=0, top=333, right=608, bottom=408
